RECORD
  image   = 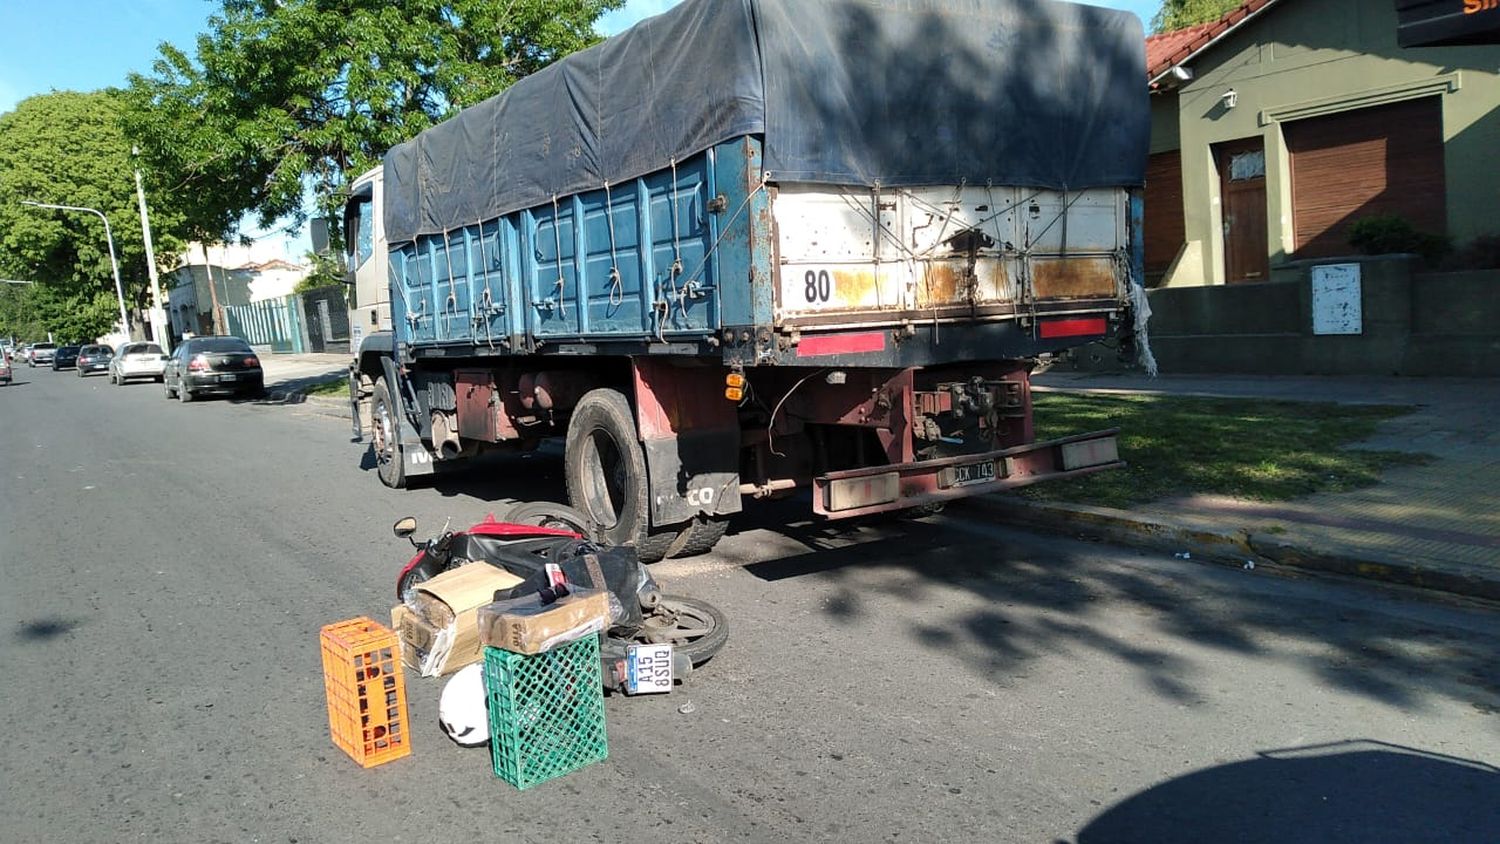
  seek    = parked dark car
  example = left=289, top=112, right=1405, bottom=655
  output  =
left=50, top=345, right=81, bottom=370
left=163, top=336, right=264, bottom=402
left=76, top=345, right=114, bottom=376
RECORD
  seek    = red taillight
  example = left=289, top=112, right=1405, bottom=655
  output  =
left=188, top=354, right=209, bottom=372
left=1038, top=317, right=1108, bottom=339
left=244, top=356, right=259, bottom=367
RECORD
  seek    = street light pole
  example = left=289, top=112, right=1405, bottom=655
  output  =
left=21, top=201, right=132, bottom=341
left=131, top=147, right=171, bottom=353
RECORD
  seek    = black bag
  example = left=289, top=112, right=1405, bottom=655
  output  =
left=492, top=542, right=653, bottom=630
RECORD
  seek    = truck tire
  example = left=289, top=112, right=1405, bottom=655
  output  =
left=564, top=388, right=679, bottom=562
left=675, top=516, right=730, bottom=557
left=372, top=379, right=407, bottom=489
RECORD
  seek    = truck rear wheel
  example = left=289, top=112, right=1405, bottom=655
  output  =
left=372, top=379, right=407, bottom=489
left=675, top=516, right=730, bottom=557
left=564, top=388, right=680, bottom=562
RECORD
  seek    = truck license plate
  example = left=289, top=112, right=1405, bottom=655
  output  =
left=626, top=643, right=674, bottom=695
left=944, top=459, right=998, bottom=487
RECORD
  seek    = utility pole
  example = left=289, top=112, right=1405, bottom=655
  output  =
left=201, top=242, right=225, bottom=335
left=132, top=147, right=171, bottom=353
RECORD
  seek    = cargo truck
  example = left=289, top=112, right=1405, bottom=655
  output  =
left=347, top=0, right=1151, bottom=561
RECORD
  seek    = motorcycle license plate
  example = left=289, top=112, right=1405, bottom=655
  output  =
left=943, top=459, right=998, bottom=488
left=625, top=643, right=674, bottom=695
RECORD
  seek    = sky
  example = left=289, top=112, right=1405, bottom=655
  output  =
left=0, top=0, right=1161, bottom=251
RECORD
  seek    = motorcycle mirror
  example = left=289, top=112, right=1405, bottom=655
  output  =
left=392, top=516, right=418, bottom=539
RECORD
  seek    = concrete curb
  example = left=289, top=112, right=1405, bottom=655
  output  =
left=970, top=497, right=1500, bottom=604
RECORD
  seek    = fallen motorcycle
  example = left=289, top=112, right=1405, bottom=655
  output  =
left=392, top=502, right=727, bottom=691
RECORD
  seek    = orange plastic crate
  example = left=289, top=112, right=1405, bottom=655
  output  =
left=320, top=617, right=411, bottom=768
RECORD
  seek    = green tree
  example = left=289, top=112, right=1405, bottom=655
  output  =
left=0, top=284, right=47, bottom=342
left=1152, top=0, right=1242, bottom=33
left=126, top=0, right=624, bottom=232
left=294, top=252, right=345, bottom=294
left=0, top=90, right=186, bottom=340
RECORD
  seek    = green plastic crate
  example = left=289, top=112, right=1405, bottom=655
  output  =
left=483, top=637, right=608, bottom=790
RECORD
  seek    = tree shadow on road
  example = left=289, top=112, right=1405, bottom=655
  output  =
left=724, top=499, right=1500, bottom=717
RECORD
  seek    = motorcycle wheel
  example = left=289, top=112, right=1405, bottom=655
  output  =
left=638, top=595, right=728, bottom=665
left=504, top=501, right=602, bottom=541
left=397, top=565, right=440, bottom=605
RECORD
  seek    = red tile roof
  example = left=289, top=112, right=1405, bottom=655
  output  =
left=1146, top=0, right=1280, bottom=83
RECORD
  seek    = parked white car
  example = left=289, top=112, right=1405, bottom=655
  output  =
left=108, top=342, right=167, bottom=384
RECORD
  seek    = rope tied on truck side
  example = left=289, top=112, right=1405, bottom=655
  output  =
left=474, top=218, right=497, bottom=350
left=440, top=229, right=460, bottom=339
left=551, top=194, right=568, bottom=320
left=653, top=171, right=772, bottom=342
left=602, top=180, right=625, bottom=308
left=644, top=166, right=771, bottom=344
left=663, top=158, right=686, bottom=326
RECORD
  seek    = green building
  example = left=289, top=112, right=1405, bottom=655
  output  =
left=1144, top=0, right=1500, bottom=287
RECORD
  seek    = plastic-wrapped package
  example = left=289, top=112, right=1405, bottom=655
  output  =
left=478, top=587, right=613, bottom=655
left=491, top=543, right=646, bottom=629
left=390, top=564, right=524, bottom=676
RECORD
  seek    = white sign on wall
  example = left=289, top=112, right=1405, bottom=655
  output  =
left=1311, top=263, right=1363, bottom=335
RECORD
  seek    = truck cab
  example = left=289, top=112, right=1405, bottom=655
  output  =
left=344, top=167, right=392, bottom=348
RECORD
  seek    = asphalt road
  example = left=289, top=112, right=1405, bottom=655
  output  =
left=2, top=365, right=1498, bottom=843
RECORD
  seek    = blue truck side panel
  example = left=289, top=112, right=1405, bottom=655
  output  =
left=393, top=139, right=759, bottom=354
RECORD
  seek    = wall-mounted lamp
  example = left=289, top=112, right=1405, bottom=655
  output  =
left=1221, top=89, right=1239, bottom=109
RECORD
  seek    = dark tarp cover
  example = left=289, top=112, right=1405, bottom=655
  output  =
left=384, top=0, right=1148, bottom=245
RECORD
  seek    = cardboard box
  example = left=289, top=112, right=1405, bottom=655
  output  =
left=477, top=588, right=613, bottom=655
left=390, top=564, right=524, bottom=677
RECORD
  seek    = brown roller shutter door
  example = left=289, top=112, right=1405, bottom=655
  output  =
left=1144, top=150, right=1186, bottom=279
left=1285, top=97, right=1446, bottom=259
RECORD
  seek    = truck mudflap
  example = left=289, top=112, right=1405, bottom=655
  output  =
left=812, top=429, right=1123, bottom=519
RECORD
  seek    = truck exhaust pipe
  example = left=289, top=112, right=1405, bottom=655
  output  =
left=430, top=409, right=461, bottom=459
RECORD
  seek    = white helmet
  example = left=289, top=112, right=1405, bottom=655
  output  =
left=438, top=663, right=490, bottom=746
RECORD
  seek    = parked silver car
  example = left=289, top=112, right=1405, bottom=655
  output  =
left=108, top=342, right=167, bottom=385
left=28, top=342, right=56, bottom=366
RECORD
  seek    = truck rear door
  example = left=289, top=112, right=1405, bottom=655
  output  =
left=771, top=184, right=1127, bottom=329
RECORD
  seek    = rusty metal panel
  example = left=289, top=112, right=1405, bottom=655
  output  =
left=1030, top=257, right=1119, bottom=300
left=912, top=259, right=1010, bottom=309
left=632, top=359, right=738, bottom=439
left=455, top=370, right=499, bottom=441
left=772, top=184, right=1125, bottom=326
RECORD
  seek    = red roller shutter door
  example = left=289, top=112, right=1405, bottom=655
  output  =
left=1285, top=97, right=1446, bottom=259
left=1144, top=149, right=1186, bottom=279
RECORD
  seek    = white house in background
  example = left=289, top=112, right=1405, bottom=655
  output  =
left=164, top=241, right=310, bottom=339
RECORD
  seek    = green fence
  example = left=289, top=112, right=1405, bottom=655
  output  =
left=224, top=296, right=303, bottom=353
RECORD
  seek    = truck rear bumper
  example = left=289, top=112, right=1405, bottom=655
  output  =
left=812, top=429, right=1123, bottom=519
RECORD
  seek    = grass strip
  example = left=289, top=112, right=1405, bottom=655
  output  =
left=1022, top=392, right=1429, bottom=509
left=301, top=375, right=349, bottom=397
